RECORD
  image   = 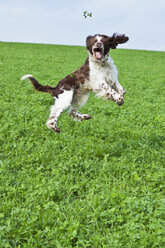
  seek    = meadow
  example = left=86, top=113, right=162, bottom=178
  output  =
left=0, top=41, right=164, bottom=247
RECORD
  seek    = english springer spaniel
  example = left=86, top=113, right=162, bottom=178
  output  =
left=21, top=33, right=129, bottom=133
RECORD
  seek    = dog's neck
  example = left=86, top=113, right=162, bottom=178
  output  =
left=88, top=52, right=110, bottom=66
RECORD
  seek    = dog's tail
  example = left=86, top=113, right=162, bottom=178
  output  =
left=20, top=74, right=55, bottom=95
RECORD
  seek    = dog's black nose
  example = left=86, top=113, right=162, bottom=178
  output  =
left=96, top=42, right=102, bottom=48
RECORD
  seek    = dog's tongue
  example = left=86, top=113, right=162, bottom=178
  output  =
left=95, top=51, right=102, bottom=59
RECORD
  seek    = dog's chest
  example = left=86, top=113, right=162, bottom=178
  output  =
left=89, top=61, right=114, bottom=90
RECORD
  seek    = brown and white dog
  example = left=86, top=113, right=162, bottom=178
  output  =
left=21, top=33, right=129, bottom=133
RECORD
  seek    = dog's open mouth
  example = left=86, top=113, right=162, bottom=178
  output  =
left=93, top=48, right=103, bottom=60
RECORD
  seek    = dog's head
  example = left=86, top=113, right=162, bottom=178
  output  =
left=86, top=33, right=129, bottom=62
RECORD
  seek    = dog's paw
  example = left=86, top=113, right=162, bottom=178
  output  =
left=83, top=114, right=92, bottom=120
left=117, top=99, right=124, bottom=106
left=51, top=126, right=61, bottom=133
left=123, top=89, right=126, bottom=95
left=119, top=89, right=126, bottom=95
left=47, top=119, right=61, bottom=133
left=113, top=94, right=124, bottom=106
left=117, top=97, right=124, bottom=106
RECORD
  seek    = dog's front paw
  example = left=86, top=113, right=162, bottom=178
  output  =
left=123, top=88, right=126, bottom=94
left=119, top=88, right=126, bottom=96
left=121, top=88, right=126, bottom=95
left=117, top=99, right=124, bottom=106
left=114, top=94, right=124, bottom=106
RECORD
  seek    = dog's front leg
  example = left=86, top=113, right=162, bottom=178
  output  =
left=95, top=83, right=124, bottom=105
left=113, top=81, right=126, bottom=96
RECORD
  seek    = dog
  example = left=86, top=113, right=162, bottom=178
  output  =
left=21, top=33, right=129, bottom=133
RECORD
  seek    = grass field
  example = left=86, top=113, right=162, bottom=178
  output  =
left=0, top=41, right=165, bottom=247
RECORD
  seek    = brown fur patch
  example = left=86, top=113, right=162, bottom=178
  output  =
left=28, top=58, right=90, bottom=98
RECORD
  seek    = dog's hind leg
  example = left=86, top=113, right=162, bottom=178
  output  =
left=68, top=92, right=92, bottom=121
left=69, top=109, right=92, bottom=121
left=47, top=90, right=73, bottom=133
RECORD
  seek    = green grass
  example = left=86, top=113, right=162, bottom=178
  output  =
left=0, top=41, right=165, bottom=248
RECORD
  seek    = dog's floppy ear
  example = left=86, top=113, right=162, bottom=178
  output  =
left=86, top=35, right=93, bottom=43
left=107, top=33, right=129, bottom=49
left=86, top=35, right=94, bottom=51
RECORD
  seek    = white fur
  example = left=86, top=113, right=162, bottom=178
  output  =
left=89, top=55, right=118, bottom=91
left=21, top=74, right=33, bottom=80
left=50, top=90, right=73, bottom=119
left=47, top=89, right=74, bottom=132
left=96, top=36, right=103, bottom=43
